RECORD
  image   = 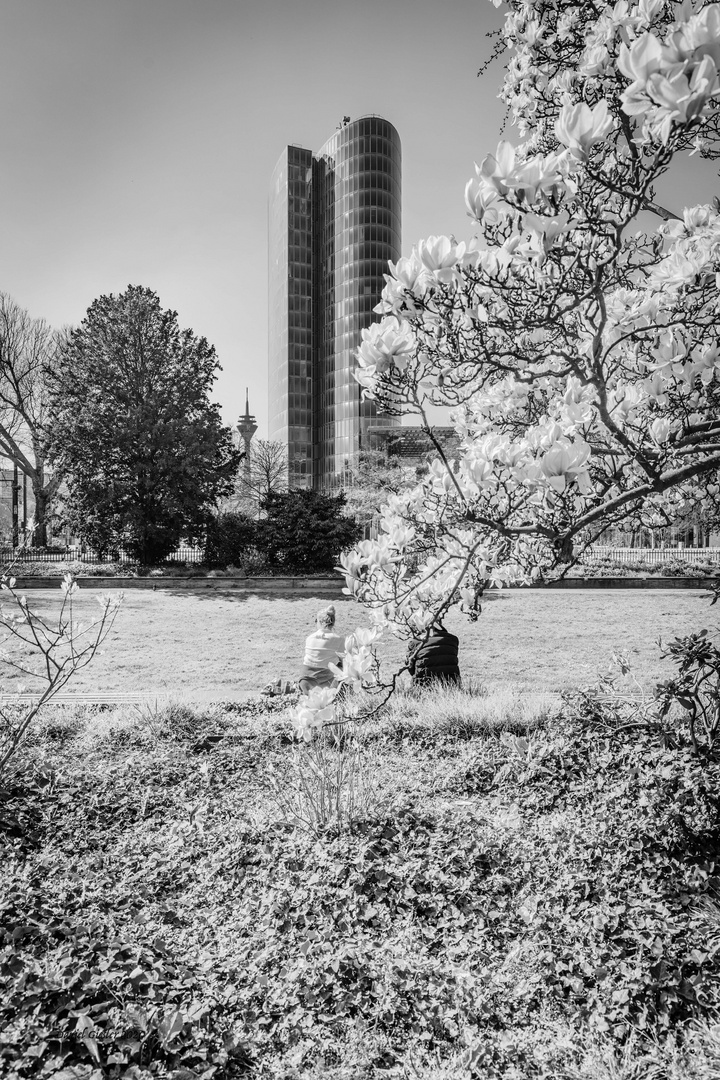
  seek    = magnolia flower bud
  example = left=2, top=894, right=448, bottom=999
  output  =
left=650, top=417, right=672, bottom=444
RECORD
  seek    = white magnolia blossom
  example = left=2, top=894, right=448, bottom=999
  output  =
left=417, top=235, right=468, bottom=283
left=555, top=99, right=615, bottom=158
left=470, top=141, right=571, bottom=213
left=356, top=316, right=415, bottom=395
left=539, top=441, right=592, bottom=493
left=650, top=416, right=672, bottom=444
left=649, top=210, right=720, bottom=293
left=618, top=9, right=720, bottom=145
left=374, top=249, right=435, bottom=316
left=329, top=644, right=375, bottom=686
left=293, top=685, right=337, bottom=742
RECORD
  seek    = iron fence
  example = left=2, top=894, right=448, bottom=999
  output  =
left=0, top=546, right=206, bottom=566
left=581, top=545, right=720, bottom=564
left=1, top=542, right=718, bottom=570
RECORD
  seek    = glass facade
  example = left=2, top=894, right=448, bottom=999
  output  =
left=268, top=116, right=401, bottom=488
left=268, top=145, right=314, bottom=486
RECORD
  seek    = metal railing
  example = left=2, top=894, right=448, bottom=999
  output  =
left=0, top=542, right=718, bottom=570
left=0, top=546, right=206, bottom=565
left=581, top=545, right=720, bottom=564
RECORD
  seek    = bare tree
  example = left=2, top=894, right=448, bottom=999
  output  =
left=0, top=294, right=60, bottom=546
left=226, top=438, right=288, bottom=515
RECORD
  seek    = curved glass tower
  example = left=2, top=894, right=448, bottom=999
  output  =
left=268, top=116, right=401, bottom=488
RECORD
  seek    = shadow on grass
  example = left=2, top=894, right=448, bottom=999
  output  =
left=157, top=584, right=509, bottom=604
left=159, top=584, right=347, bottom=602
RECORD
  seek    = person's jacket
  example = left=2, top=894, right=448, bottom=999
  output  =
left=407, top=629, right=460, bottom=683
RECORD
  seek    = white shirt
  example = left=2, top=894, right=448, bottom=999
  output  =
left=303, top=630, right=345, bottom=668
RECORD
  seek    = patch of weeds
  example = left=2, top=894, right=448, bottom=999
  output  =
left=220, top=694, right=300, bottom=717
left=32, top=709, right=87, bottom=745
left=264, top=731, right=389, bottom=835
left=378, top=684, right=558, bottom=745
left=132, top=699, right=227, bottom=743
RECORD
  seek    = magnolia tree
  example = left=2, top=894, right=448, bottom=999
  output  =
left=294, top=0, right=720, bottom=739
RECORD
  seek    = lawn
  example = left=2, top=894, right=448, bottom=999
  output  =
left=2, top=688, right=719, bottom=1078
left=0, top=585, right=714, bottom=696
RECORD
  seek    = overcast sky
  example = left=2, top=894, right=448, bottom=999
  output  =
left=2, top=0, right=717, bottom=439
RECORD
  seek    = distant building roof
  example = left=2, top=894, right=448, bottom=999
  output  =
left=366, top=426, right=458, bottom=458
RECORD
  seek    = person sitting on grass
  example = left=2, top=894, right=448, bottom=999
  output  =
left=299, top=605, right=345, bottom=695
left=407, top=622, right=460, bottom=688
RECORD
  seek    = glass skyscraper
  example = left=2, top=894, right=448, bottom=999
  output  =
left=268, top=115, right=401, bottom=488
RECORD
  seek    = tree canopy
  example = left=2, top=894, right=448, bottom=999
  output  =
left=257, top=489, right=362, bottom=573
left=49, top=286, right=241, bottom=564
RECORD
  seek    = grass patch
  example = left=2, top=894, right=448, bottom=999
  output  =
left=0, top=587, right=714, bottom=697
left=379, top=681, right=558, bottom=741
left=2, top=688, right=719, bottom=1078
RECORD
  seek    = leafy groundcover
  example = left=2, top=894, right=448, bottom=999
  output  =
left=1, top=694, right=719, bottom=1079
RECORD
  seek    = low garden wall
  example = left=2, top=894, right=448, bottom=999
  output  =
left=4, top=575, right=345, bottom=593
left=5, top=574, right=715, bottom=593
left=537, top=576, right=713, bottom=589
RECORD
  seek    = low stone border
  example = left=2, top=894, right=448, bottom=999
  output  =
left=4, top=575, right=345, bottom=592
left=534, top=577, right=715, bottom=590
left=3, top=575, right=715, bottom=592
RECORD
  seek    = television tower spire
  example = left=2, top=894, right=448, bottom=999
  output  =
left=236, top=388, right=257, bottom=478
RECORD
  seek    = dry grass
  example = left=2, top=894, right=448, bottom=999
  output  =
left=0, top=585, right=714, bottom=696
left=380, top=681, right=558, bottom=737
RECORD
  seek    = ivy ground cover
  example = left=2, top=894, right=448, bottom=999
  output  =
left=1, top=689, right=719, bottom=1078
left=0, top=588, right=712, bottom=697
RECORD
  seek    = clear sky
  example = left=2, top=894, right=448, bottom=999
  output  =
left=1, top=0, right=717, bottom=438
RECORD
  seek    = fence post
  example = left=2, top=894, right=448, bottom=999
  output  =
left=12, top=464, right=18, bottom=549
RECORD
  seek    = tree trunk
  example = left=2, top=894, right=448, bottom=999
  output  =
left=32, top=469, right=49, bottom=548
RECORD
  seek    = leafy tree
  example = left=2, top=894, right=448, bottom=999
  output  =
left=257, top=489, right=362, bottom=573
left=0, top=294, right=60, bottom=546
left=205, top=510, right=257, bottom=567
left=48, top=286, right=241, bottom=564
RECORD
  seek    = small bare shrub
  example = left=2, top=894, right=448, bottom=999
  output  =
left=131, top=698, right=223, bottom=742
left=266, top=730, right=383, bottom=835
left=0, top=574, right=122, bottom=777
